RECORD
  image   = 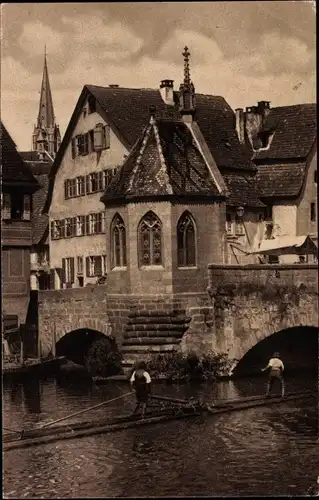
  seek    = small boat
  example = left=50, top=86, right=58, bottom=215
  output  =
left=3, top=390, right=315, bottom=452
left=2, top=356, right=67, bottom=380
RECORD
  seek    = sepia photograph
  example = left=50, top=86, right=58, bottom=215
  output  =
left=1, top=1, right=318, bottom=498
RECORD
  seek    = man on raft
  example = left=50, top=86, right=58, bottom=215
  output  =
left=261, top=352, right=285, bottom=398
left=130, top=361, right=152, bottom=419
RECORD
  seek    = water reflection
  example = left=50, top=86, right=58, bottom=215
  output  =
left=23, top=379, right=41, bottom=414
left=3, top=374, right=319, bottom=498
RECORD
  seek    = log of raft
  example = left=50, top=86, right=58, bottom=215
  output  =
left=3, top=390, right=315, bottom=451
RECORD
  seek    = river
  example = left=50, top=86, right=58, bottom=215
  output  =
left=3, top=372, right=318, bottom=498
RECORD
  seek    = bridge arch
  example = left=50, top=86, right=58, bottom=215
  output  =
left=55, top=326, right=121, bottom=371
left=54, top=318, right=112, bottom=344
left=230, top=325, right=318, bottom=377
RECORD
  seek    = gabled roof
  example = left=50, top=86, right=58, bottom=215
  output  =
left=256, top=162, right=307, bottom=198
left=254, top=103, right=316, bottom=161
left=32, top=173, right=49, bottom=244
left=0, top=121, right=39, bottom=189
left=43, top=84, right=255, bottom=213
left=101, top=115, right=227, bottom=204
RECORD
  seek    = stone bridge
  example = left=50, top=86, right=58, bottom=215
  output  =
left=38, top=264, right=318, bottom=371
left=207, top=264, right=318, bottom=372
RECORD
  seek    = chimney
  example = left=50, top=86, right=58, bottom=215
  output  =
left=159, top=79, right=174, bottom=106
left=235, top=108, right=245, bottom=144
left=257, top=101, right=271, bottom=120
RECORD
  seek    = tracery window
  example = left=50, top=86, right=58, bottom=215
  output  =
left=111, top=214, right=127, bottom=268
left=177, top=211, right=196, bottom=267
left=138, top=211, right=162, bottom=267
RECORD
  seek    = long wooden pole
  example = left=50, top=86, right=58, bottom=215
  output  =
left=39, top=391, right=132, bottom=428
left=52, top=323, right=56, bottom=358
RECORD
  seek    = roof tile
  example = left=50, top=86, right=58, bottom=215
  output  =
left=256, top=163, right=307, bottom=198
left=1, top=122, right=39, bottom=186
left=102, top=117, right=222, bottom=203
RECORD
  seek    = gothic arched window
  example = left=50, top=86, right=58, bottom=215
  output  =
left=177, top=211, right=196, bottom=267
left=111, top=214, right=127, bottom=268
left=138, top=211, right=163, bottom=267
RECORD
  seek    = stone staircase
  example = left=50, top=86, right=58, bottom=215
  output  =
left=121, top=308, right=191, bottom=374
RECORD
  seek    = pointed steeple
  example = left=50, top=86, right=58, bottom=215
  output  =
left=179, top=46, right=196, bottom=121
left=32, top=47, right=61, bottom=159
left=37, top=47, right=55, bottom=128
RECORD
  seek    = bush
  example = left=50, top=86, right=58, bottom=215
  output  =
left=85, top=337, right=122, bottom=377
left=146, top=350, right=232, bottom=383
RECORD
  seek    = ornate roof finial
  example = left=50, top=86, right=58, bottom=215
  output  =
left=182, top=46, right=191, bottom=85
left=179, top=46, right=195, bottom=121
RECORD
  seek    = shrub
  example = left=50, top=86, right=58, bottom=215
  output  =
left=85, top=337, right=122, bottom=377
left=146, top=350, right=232, bottom=383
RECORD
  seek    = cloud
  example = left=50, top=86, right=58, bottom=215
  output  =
left=1, top=5, right=315, bottom=151
left=61, top=15, right=144, bottom=61
left=158, top=29, right=223, bottom=66
left=17, top=21, right=64, bottom=56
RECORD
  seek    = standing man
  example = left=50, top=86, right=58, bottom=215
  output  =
left=130, top=361, right=152, bottom=419
left=261, top=352, right=285, bottom=398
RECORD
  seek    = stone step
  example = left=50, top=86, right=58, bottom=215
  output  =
left=123, top=330, right=184, bottom=339
left=127, top=316, right=189, bottom=325
left=122, top=337, right=181, bottom=346
left=125, top=323, right=188, bottom=333
left=122, top=344, right=178, bottom=353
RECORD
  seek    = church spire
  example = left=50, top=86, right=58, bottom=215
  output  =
left=37, top=47, right=55, bottom=128
left=179, top=46, right=196, bottom=122
left=32, top=47, right=61, bottom=159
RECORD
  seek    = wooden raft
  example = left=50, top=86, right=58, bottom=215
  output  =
left=3, top=390, right=315, bottom=451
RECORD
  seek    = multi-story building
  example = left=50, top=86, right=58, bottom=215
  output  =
left=235, top=101, right=317, bottom=263
left=43, top=48, right=265, bottom=288
left=1, top=122, right=39, bottom=352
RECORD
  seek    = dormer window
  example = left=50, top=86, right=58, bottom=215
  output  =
left=88, top=95, right=96, bottom=114
left=4, top=193, right=31, bottom=221
left=258, top=131, right=270, bottom=149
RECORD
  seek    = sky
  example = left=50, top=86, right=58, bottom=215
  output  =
left=1, top=1, right=316, bottom=151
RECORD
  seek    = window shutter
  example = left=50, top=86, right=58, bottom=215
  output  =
left=61, top=259, right=66, bottom=284
left=85, top=215, right=90, bottom=235
left=71, top=217, right=76, bottom=236
left=85, top=175, right=90, bottom=194
left=64, top=180, right=69, bottom=199
left=2, top=193, right=11, bottom=219
left=50, top=221, right=55, bottom=240
left=71, top=138, right=76, bottom=159
left=94, top=123, right=104, bottom=151
left=70, top=258, right=75, bottom=283
left=95, top=256, right=102, bottom=276
left=101, top=212, right=106, bottom=233
left=49, top=269, right=55, bottom=290
left=22, top=195, right=31, bottom=220
left=86, top=257, right=90, bottom=277
left=104, top=125, right=110, bottom=148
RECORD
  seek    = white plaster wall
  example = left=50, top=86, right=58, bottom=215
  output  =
left=272, top=203, right=297, bottom=237
left=49, top=97, right=129, bottom=279
left=297, top=151, right=317, bottom=238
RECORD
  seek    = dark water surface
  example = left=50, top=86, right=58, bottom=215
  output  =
left=3, top=373, right=318, bottom=498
